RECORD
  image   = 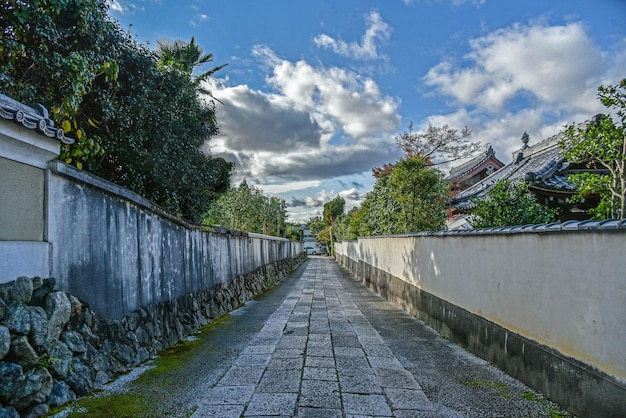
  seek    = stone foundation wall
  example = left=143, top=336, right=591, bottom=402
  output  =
left=0, top=253, right=305, bottom=417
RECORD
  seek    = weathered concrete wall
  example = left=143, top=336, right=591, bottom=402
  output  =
left=45, top=161, right=303, bottom=320
left=335, top=224, right=626, bottom=418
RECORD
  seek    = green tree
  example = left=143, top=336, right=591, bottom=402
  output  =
left=285, top=224, right=304, bottom=241
left=1, top=1, right=232, bottom=223
left=323, top=196, right=345, bottom=225
left=562, top=79, right=626, bottom=219
left=85, top=33, right=232, bottom=222
left=470, top=180, right=558, bottom=228
left=334, top=207, right=362, bottom=241
left=206, top=180, right=287, bottom=237
left=360, top=156, right=449, bottom=235
left=388, top=157, right=449, bottom=232
left=0, top=0, right=119, bottom=168
left=319, top=196, right=345, bottom=255
left=156, top=36, right=227, bottom=98
left=316, top=225, right=332, bottom=251
left=307, top=216, right=326, bottom=236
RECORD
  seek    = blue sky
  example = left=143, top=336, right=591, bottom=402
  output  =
left=109, top=0, right=626, bottom=223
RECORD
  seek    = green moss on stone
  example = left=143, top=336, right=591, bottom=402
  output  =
left=53, top=315, right=233, bottom=416
left=522, top=390, right=571, bottom=418
left=61, top=392, right=148, bottom=417
left=467, top=379, right=511, bottom=399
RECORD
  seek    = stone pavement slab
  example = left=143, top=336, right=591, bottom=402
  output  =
left=194, top=258, right=564, bottom=418
left=67, top=257, right=566, bottom=418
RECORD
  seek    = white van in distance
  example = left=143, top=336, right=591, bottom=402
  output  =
left=303, top=241, right=322, bottom=255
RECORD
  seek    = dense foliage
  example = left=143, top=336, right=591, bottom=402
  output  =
left=206, top=180, right=287, bottom=237
left=333, top=207, right=362, bottom=241
left=0, top=0, right=118, bottom=163
left=307, top=217, right=326, bottom=236
left=0, top=0, right=232, bottom=223
left=330, top=155, right=449, bottom=241
left=285, top=224, right=304, bottom=241
left=469, top=180, right=558, bottom=228
left=359, top=156, right=449, bottom=235
left=323, top=196, right=345, bottom=226
left=315, top=196, right=345, bottom=253
left=562, top=79, right=626, bottom=219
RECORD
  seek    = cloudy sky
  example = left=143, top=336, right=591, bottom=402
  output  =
left=109, top=0, right=626, bottom=223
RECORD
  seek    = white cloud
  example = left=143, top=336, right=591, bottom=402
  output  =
left=255, top=180, right=322, bottom=195
left=424, top=22, right=605, bottom=113
left=108, top=0, right=124, bottom=13
left=266, top=57, right=400, bottom=140
left=205, top=46, right=401, bottom=188
left=314, top=11, right=391, bottom=60
left=452, top=0, right=487, bottom=7
left=189, top=13, right=209, bottom=27
left=418, top=21, right=621, bottom=175
left=106, top=0, right=145, bottom=15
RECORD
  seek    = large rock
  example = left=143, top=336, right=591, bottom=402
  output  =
left=110, top=340, right=136, bottom=368
left=27, top=306, right=48, bottom=350
left=0, top=326, right=10, bottom=360
left=67, top=295, right=83, bottom=330
left=44, top=340, right=72, bottom=379
left=60, top=330, right=87, bottom=354
left=6, top=336, right=38, bottom=372
left=30, top=368, right=53, bottom=404
left=65, top=358, right=94, bottom=396
left=30, top=278, right=55, bottom=307
left=0, top=362, right=23, bottom=404
left=47, top=381, right=76, bottom=407
left=22, top=403, right=48, bottom=418
left=77, top=322, right=99, bottom=347
left=2, top=301, right=31, bottom=335
left=9, top=277, right=33, bottom=304
left=94, top=370, right=110, bottom=389
left=9, top=370, right=43, bottom=411
left=30, top=277, right=43, bottom=292
left=45, top=292, right=71, bottom=340
left=0, top=406, right=19, bottom=418
left=0, top=298, right=7, bottom=322
left=80, top=343, right=110, bottom=374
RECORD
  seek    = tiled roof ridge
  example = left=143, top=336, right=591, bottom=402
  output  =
left=515, top=130, right=564, bottom=160
left=0, top=93, right=74, bottom=144
left=447, top=145, right=501, bottom=180
left=450, top=156, right=532, bottom=205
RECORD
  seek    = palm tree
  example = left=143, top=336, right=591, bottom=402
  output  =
left=156, top=37, right=227, bottom=98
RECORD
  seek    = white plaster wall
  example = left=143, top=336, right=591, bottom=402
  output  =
left=336, top=231, right=626, bottom=384
left=0, top=242, right=50, bottom=283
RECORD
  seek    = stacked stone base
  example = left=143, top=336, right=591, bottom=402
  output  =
left=0, top=254, right=305, bottom=417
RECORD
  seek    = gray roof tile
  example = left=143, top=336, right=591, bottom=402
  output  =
left=0, top=93, right=74, bottom=144
left=451, top=132, right=573, bottom=210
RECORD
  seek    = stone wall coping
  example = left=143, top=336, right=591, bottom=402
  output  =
left=353, top=219, right=626, bottom=240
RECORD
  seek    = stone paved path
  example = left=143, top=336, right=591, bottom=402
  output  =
left=190, top=258, right=557, bottom=417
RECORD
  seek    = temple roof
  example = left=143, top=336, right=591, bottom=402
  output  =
left=446, top=145, right=504, bottom=181
left=450, top=132, right=573, bottom=211
left=0, top=93, right=73, bottom=145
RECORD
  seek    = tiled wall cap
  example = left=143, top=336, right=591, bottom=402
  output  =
left=0, top=93, right=74, bottom=145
